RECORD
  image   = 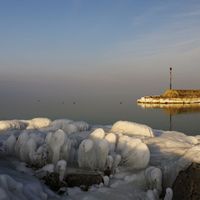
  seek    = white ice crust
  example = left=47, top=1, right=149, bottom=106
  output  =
left=0, top=118, right=199, bottom=200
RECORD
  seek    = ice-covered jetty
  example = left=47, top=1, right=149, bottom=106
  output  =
left=137, top=89, right=200, bottom=104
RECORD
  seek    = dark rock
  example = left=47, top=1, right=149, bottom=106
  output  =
left=172, top=163, right=200, bottom=200
left=104, top=167, right=112, bottom=177
left=65, top=173, right=103, bottom=188
left=43, top=172, right=67, bottom=191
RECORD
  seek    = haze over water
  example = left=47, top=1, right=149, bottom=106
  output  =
left=0, top=0, right=200, bottom=135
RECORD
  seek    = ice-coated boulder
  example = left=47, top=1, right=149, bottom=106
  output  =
left=26, top=118, right=52, bottom=129
left=78, top=139, right=95, bottom=169
left=60, top=137, right=72, bottom=162
left=47, top=129, right=66, bottom=163
left=51, top=119, right=73, bottom=129
left=103, top=176, right=110, bottom=186
left=21, top=138, right=37, bottom=163
left=50, top=119, right=89, bottom=134
left=0, top=120, right=27, bottom=132
left=78, top=138, right=109, bottom=170
left=90, top=128, right=105, bottom=140
left=55, top=160, right=67, bottom=181
left=145, top=166, right=162, bottom=194
left=111, top=121, right=154, bottom=137
left=145, top=189, right=159, bottom=200
left=96, top=139, right=109, bottom=169
left=73, top=121, right=90, bottom=132
left=119, top=137, right=150, bottom=170
left=105, top=133, right=117, bottom=153
left=106, top=155, right=114, bottom=169
left=4, top=134, right=16, bottom=154
left=15, top=131, right=29, bottom=158
left=35, top=163, right=55, bottom=179
left=164, top=188, right=173, bottom=200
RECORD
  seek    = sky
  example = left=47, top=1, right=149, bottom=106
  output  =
left=0, top=0, right=200, bottom=110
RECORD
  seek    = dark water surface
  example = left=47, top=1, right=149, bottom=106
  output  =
left=0, top=96, right=199, bottom=136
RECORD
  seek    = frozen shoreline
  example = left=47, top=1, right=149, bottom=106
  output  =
left=0, top=118, right=200, bottom=199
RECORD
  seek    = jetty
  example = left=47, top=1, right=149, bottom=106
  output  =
left=137, top=89, right=200, bottom=104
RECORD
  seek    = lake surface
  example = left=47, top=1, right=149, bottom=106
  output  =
left=0, top=96, right=200, bottom=135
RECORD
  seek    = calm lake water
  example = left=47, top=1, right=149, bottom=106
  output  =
left=0, top=96, right=200, bottom=136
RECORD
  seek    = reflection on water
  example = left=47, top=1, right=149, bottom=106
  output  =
left=137, top=103, right=200, bottom=132
left=137, top=103, right=200, bottom=115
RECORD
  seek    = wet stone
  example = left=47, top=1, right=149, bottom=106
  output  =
left=172, top=163, right=200, bottom=200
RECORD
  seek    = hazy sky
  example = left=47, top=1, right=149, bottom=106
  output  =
left=0, top=0, right=200, bottom=103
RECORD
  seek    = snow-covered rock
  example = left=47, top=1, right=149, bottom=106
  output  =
left=90, top=128, right=105, bottom=140
left=118, top=137, right=150, bottom=170
left=47, top=129, right=66, bottom=164
left=55, top=160, right=67, bottom=181
left=0, top=120, right=27, bottom=132
left=50, top=119, right=89, bottom=134
left=111, top=121, right=154, bottom=137
left=26, top=118, right=52, bottom=129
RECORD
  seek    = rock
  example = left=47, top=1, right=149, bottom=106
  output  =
left=43, top=172, right=67, bottom=191
left=111, top=121, right=154, bottom=137
left=172, top=163, right=200, bottom=200
left=65, top=173, right=103, bottom=187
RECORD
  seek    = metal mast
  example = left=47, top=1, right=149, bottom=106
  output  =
left=170, top=67, right=172, bottom=90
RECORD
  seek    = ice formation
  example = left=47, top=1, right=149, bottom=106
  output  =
left=47, top=129, right=66, bottom=164
left=25, top=118, right=52, bottom=129
left=1, top=117, right=199, bottom=200
left=0, top=120, right=27, bottom=132
left=117, top=137, right=150, bottom=170
left=77, top=138, right=109, bottom=170
left=55, top=160, right=67, bottom=181
left=111, top=121, right=154, bottom=137
left=49, top=119, right=90, bottom=134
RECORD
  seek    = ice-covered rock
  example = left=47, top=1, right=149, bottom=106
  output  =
left=145, top=166, right=162, bottom=194
left=90, top=128, right=105, bottom=140
left=78, top=139, right=96, bottom=169
left=4, top=134, right=16, bottom=154
left=31, top=144, right=48, bottom=167
left=164, top=188, right=173, bottom=200
left=78, top=138, right=109, bottom=170
left=55, top=160, right=67, bottom=181
left=145, top=189, right=159, bottom=200
left=15, top=131, right=29, bottom=158
left=23, top=138, right=37, bottom=163
left=0, top=120, right=27, bottom=132
left=26, top=118, right=51, bottom=129
left=118, top=138, right=150, bottom=170
left=47, top=129, right=66, bottom=164
left=105, top=133, right=117, bottom=154
left=50, top=119, right=89, bottom=134
left=111, top=121, right=154, bottom=137
left=103, top=176, right=109, bottom=186
left=35, top=164, right=55, bottom=179
left=112, top=154, right=122, bottom=171
left=50, top=119, right=73, bottom=129
left=96, top=139, right=109, bottom=170
left=73, top=121, right=90, bottom=132
left=60, top=137, right=72, bottom=162
left=106, top=155, right=114, bottom=170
